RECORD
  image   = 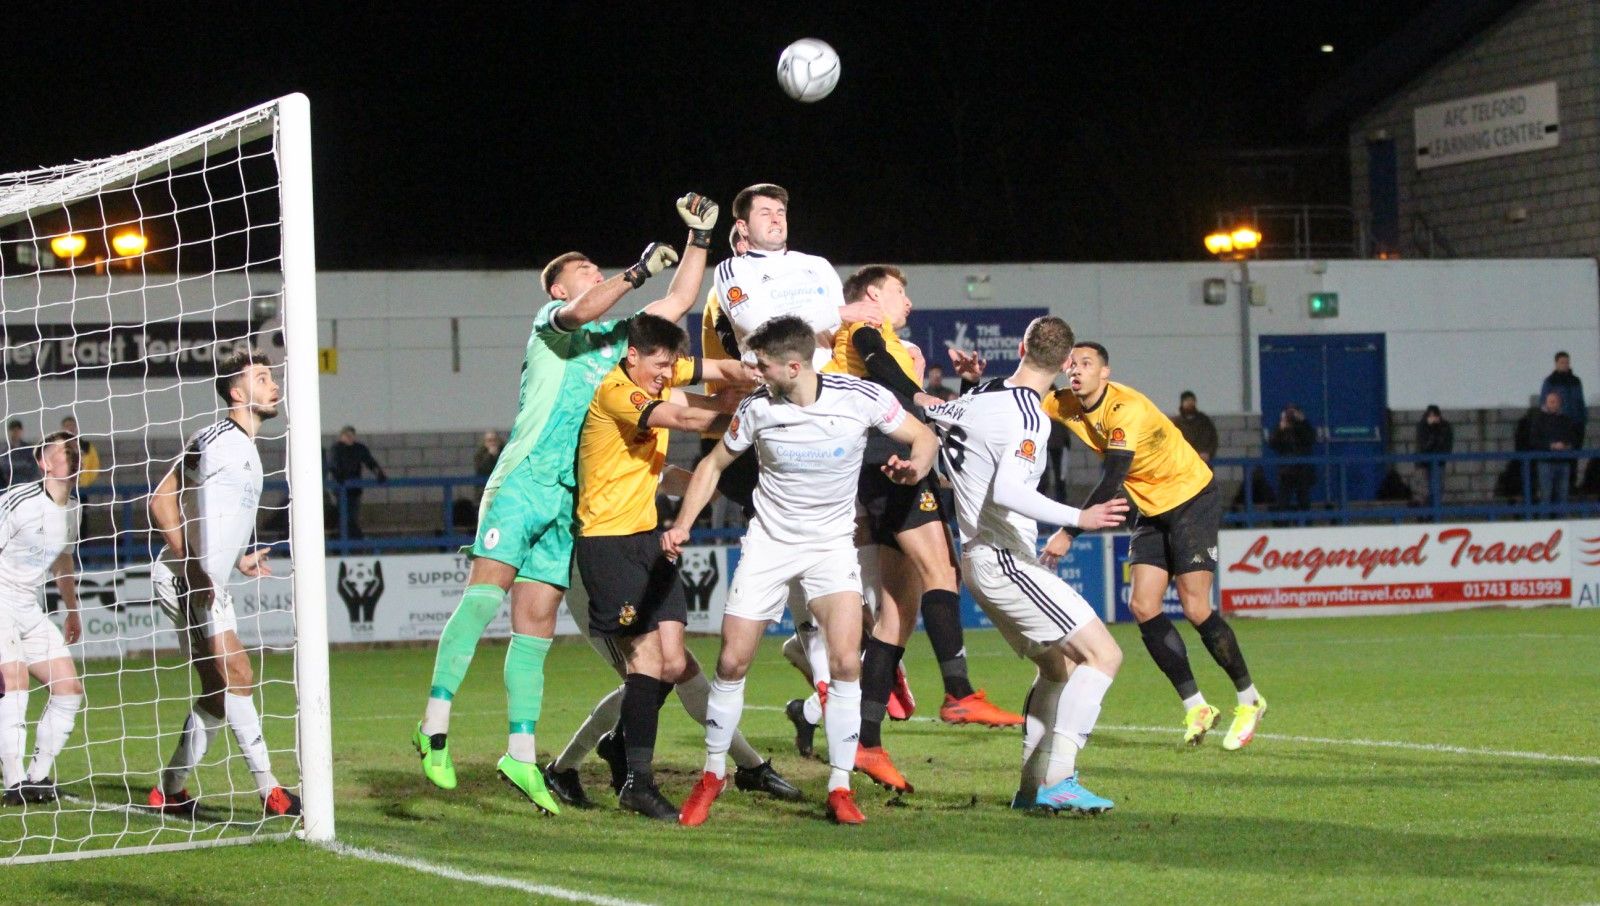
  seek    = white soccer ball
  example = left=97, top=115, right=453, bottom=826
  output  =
left=777, top=38, right=841, bottom=103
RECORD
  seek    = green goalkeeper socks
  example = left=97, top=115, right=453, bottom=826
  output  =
left=428, top=584, right=505, bottom=701
left=505, top=633, right=551, bottom=761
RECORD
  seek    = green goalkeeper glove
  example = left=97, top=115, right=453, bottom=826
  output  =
left=623, top=242, right=679, bottom=288
left=677, top=193, right=719, bottom=249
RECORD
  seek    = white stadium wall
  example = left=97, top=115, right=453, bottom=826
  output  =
left=7, top=258, right=1596, bottom=439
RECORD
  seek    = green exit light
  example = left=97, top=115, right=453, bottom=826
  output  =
left=1309, top=292, right=1339, bottom=318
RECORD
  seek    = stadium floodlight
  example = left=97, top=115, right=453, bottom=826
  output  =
left=49, top=233, right=86, bottom=259
left=0, top=94, right=331, bottom=862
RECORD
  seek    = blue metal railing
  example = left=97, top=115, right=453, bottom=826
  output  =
left=63, top=448, right=1599, bottom=565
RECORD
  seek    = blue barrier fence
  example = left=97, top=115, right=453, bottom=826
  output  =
left=64, top=448, right=1600, bottom=565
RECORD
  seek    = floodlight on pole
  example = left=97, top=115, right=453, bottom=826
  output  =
left=50, top=234, right=87, bottom=259
left=110, top=230, right=147, bottom=257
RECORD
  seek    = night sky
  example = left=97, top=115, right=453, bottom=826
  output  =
left=2, top=2, right=1434, bottom=269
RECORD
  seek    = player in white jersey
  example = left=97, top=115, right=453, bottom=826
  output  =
left=713, top=183, right=881, bottom=370
left=925, top=316, right=1130, bottom=813
left=0, top=432, right=84, bottom=805
left=146, top=351, right=299, bottom=818
left=662, top=316, right=937, bottom=826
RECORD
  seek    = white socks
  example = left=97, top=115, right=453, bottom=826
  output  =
left=224, top=693, right=280, bottom=796
left=798, top=620, right=831, bottom=689
left=675, top=671, right=763, bottom=770
left=0, top=685, right=28, bottom=788
left=27, top=693, right=82, bottom=783
left=421, top=696, right=453, bottom=736
left=1021, top=678, right=1065, bottom=798
left=823, top=679, right=861, bottom=791
left=1237, top=683, right=1259, bottom=706
left=1047, top=667, right=1113, bottom=785
left=553, top=684, right=625, bottom=771
left=1181, top=691, right=1207, bottom=712
left=703, top=675, right=746, bottom=779
left=163, top=705, right=225, bottom=794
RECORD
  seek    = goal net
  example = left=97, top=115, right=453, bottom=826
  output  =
left=0, top=94, right=331, bottom=863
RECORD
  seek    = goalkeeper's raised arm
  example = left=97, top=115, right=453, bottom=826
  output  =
left=550, top=192, right=720, bottom=330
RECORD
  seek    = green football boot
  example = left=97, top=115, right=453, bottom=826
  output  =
left=412, top=722, right=457, bottom=790
left=497, top=754, right=561, bottom=815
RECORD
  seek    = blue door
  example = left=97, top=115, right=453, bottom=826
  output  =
left=1259, top=333, right=1388, bottom=503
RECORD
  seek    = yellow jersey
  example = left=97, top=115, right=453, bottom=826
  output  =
left=829, top=322, right=916, bottom=380
left=1042, top=381, right=1211, bottom=516
left=577, top=357, right=700, bottom=536
left=699, top=289, right=734, bottom=439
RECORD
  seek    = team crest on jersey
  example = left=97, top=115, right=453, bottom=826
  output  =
left=728, top=415, right=741, bottom=437
left=918, top=490, right=938, bottom=512
left=726, top=286, right=747, bottom=307
left=629, top=390, right=649, bottom=410
left=619, top=604, right=637, bottom=627
left=483, top=528, right=501, bottom=550
left=1108, top=428, right=1127, bottom=447
left=1015, top=439, right=1037, bottom=462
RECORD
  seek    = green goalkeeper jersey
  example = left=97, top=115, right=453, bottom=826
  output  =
left=487, top=300, right=629, bottom=492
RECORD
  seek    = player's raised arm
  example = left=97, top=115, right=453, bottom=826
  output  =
left=661, top=439, right=738, bottom=560
left=642, top=194, right=719, bottom=323
left=553, top=243, right=679, bottom=331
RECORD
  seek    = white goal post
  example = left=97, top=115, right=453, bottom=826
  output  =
left=0, top=94, right=332, bottom=861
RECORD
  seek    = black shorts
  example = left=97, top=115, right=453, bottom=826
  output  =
left=1127, top=482, right=1221, bottom=575
left=573, top=532, right=688, bottom=637
left=857, top=467, right=945, bottom=550
left=701, top=437, right=759, bottom=513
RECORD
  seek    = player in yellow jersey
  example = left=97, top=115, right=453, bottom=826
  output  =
left=544, top=313, right=799, bottom=819
left=1039, top=342, right=1266, bottom=750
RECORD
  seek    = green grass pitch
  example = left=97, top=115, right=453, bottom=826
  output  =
left=6, top=606, right=1600, bottom=905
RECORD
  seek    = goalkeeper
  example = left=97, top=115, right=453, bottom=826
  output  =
left=413, top=193, right=720, bottom=815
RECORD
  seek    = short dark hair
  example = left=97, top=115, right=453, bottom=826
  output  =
left=541, top=252, right=590, bottom=296
left=1556, top=351, right=1571, bottom=360
left=746, top=315, right=816, bottom=365
left=842, top=265, right=908, bottom=303
left=733, top=183, right=789, bottom=222
left=38, top=430, right=80, bottom=476
left=1072, top=341, right=1110, bottom=365
left=1180, top=390, right=1196, bottom=402
left=215, top=349, right=272, bottom=404
left=627, top=313, right=688, bottom=357
left=1020, top=317, right=1076, bottom=370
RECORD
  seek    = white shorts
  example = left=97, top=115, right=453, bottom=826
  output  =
left=726, top=527, right=861, bottom=624
left=0, top=603, right=69, bottom=666
left=962, top=544, right=1099, bottom=659
left=151, top=558, right=238, bottom=657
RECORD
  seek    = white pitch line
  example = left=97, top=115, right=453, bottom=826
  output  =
left=324, top=841, right=656, bottom=906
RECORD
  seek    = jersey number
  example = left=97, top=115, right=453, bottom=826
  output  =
left=940, top=425, right=968, bottom=474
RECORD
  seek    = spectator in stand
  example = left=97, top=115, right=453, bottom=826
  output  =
left=327, top=425, right=387, bottom=539
left=3, top=420, right=39, bottom=488
left=1540, top=351, right=1586, bottom=448
left=1172, top=390, right=1218, bottom=463
left=1268, top=403, right=1317, bottom=511
left=474, top=430, right=503, bottom=482
left=922, top=364, right=958, bottom=402
left=1414, top=405, right=1453, bottom=506
left=59, top=417, right=102, bottom=488
left=1529, top=391, right=1578, bottom=507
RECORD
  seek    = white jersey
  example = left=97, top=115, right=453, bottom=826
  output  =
left=163, top=418, right=263, bottom=585
left=926, top=379, right=1051, bottom=552
left=713, top=249, right=845, bottom=369
left=0, top=482, right=76, bottom=607
left=723, top=373, right=906, bottom=546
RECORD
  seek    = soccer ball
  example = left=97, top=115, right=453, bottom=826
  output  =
left=777, top=38, right=841, bottom=103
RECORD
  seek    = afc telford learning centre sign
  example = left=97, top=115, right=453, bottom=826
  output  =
left=1413, top=82, right=1560, bottom=170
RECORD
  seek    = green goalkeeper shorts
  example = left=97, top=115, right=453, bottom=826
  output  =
left=469, top=457, right=576, bottom=588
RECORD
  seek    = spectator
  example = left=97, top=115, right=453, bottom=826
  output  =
left=473, top=430, right=503, bottom=481
left=327, top=425, right=387, bottom=539
left=1268, top=403, right=1317, bottom=511
left=1171, top=390, right=1218, bottom=463
left=3, top=420, right=39, bottom=487
left=1528, top=391, right=1577, bottom=507
left=1539, top=351, right=1586, bottom=449
left=60, top=416, right=102, bottom=487
left=922, top=364, right=958, bottom=402
left=1496, top=397, right=1540, bottom=500
left=1414, top=405, right=1453, bottom=506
